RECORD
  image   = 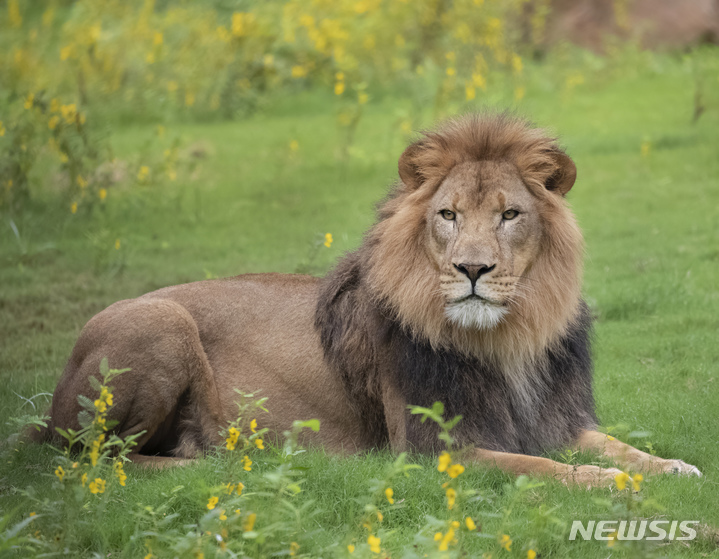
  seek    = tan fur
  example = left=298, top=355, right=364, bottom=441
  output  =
left=369, top=114, right=583, bottom=368
left=38, top=113, right=700, bottom=484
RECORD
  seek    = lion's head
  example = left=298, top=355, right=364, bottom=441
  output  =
left=363, top=113, right=583, bottom=364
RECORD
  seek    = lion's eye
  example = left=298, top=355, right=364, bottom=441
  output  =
left=502, top=209, right=519, bottom=220
left=440, top=209, right=456, bottom=221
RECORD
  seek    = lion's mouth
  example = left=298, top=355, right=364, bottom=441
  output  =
left=453, top=293, right=505, bottom=306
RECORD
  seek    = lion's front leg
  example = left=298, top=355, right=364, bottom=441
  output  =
left=468, top=448, right=624, bottom=488
left=575, top=430, right=702, bottom=477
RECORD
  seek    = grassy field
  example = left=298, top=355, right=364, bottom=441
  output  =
left=1, top=53, right=719, bottom=557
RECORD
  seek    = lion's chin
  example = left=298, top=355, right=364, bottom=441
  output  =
left=445, top=298, right=508, bottom=330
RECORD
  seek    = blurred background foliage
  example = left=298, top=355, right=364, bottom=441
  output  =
left=3, top=0, right=716, bottom=217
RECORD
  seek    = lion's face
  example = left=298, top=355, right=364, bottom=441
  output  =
left=366, top=114, right=583, bottom=357
left=426, top=160, right=543, bottom=330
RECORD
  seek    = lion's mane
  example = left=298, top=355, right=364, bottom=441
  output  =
left=316, top=113, right=597, bottom=454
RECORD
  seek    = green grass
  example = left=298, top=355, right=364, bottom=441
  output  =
left=1, top=54, right=718, bottom=557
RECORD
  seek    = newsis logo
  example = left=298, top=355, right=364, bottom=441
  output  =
left=569, top=520, right=699, bottom=542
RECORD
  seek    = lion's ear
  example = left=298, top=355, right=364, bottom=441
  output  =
left=544, top=150, right=577, bottom=196
left=398, top=141, right=427, bottom=190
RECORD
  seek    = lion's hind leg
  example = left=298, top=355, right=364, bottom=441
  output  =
left=48, top=298, right=224, bottom=458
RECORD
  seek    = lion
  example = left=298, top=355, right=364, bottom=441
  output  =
left=35, top=113, right=701, bottom=484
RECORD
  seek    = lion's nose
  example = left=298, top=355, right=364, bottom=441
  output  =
left=454, top=263, right=496, bottom=285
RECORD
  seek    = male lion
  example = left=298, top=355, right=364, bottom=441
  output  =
left=37, top=113, right=701, bottom=484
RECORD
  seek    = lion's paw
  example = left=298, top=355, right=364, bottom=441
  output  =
left=661, top=459, right=702, bottom=477
left=563, top=466, right=625, bottom=489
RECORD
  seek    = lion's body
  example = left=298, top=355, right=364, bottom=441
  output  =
left=45, top=275, right=374, bottom=456
left=39, top=113, right=701, bottom=482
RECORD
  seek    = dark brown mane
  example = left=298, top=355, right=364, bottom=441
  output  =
left=314, top=112, right=595, bottom=453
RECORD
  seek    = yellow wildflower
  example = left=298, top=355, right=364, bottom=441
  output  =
left=115, top=239, right=121, bottom=250
left=219, top=509, right=227, bottom=521
left=242, top=455, right=252, bottom=471
left=48, top=116, right=59, bottom=130
left=8, top=0, right=22, bottom=27
left=499, top=534, right=512, bottom=551
left=89, top=436, right=103, bottom=466
left=243, top=512, right=256, bottom=532
left=385, top=487, right=394, bottom=504
left=72, top=462, right=78, bottom=469
left=231, top=12, right=253, bottom=37
left=77, top=175, right=87, bottom=189
left=289, top=541, right=300, bottom=556
left=291, top=65, right=307, bottom=78
left=81, top=472, right=87, bottom=486
left=89, top=478, right=106, bottom=494
left=207, top=496, right=219, bottom=510
left=632, top=473, right=643, bottom=491
left=226, top=426, right=240, bottom=450
left=438, top=526, right=455, bottom=551
left=376, top=511, right=383, bottom=522
left=324, top=233, right=333, bottom=248
left=137, top=166, right=150, bottom=182
left=334, top=81, right=345, bottom=96
left=114, top=461, right=127, bottom=486
left=254, top=438, right=264, bottom=449
left=466, top=516, right=476, bottom=531
left=437, top=451, right=451, bottom=472
left=250, top=419, right=257, bottom=433
left=472, top=72, right=487, bottom=90
left=447, top=463, right=465, bottom=478
left=607, top=435, right=615, bottom=441
left=347, top=544, right=355, bottom=553
left=512, top=54, right=523, bottom=75
left=24, top=93, right=34, bottom=110
left=54, top=466, right=65, bottom=482
left=99, top=188, right=107, bottom=201
left=434, top=532, right=442, bottom=541
left=446, top=487, right=456, bottom=510
left=615, top=471, right=630, bottom=490
left=60, top=104, right=76, bottom=123
left=94, top=387, right=111, bottom=412
left=367, top=534, right=381, bottom=554
left=289, top=140, right=299, bottom=152
left=527, top=550, right=537, bottom=559
left=446, top=67, right=456, bottom=76
left=607, top=531, right=617, bottom=547
left=465, top=85, right=476, bottom=101
left=641, top=140, right=651, bottom=158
